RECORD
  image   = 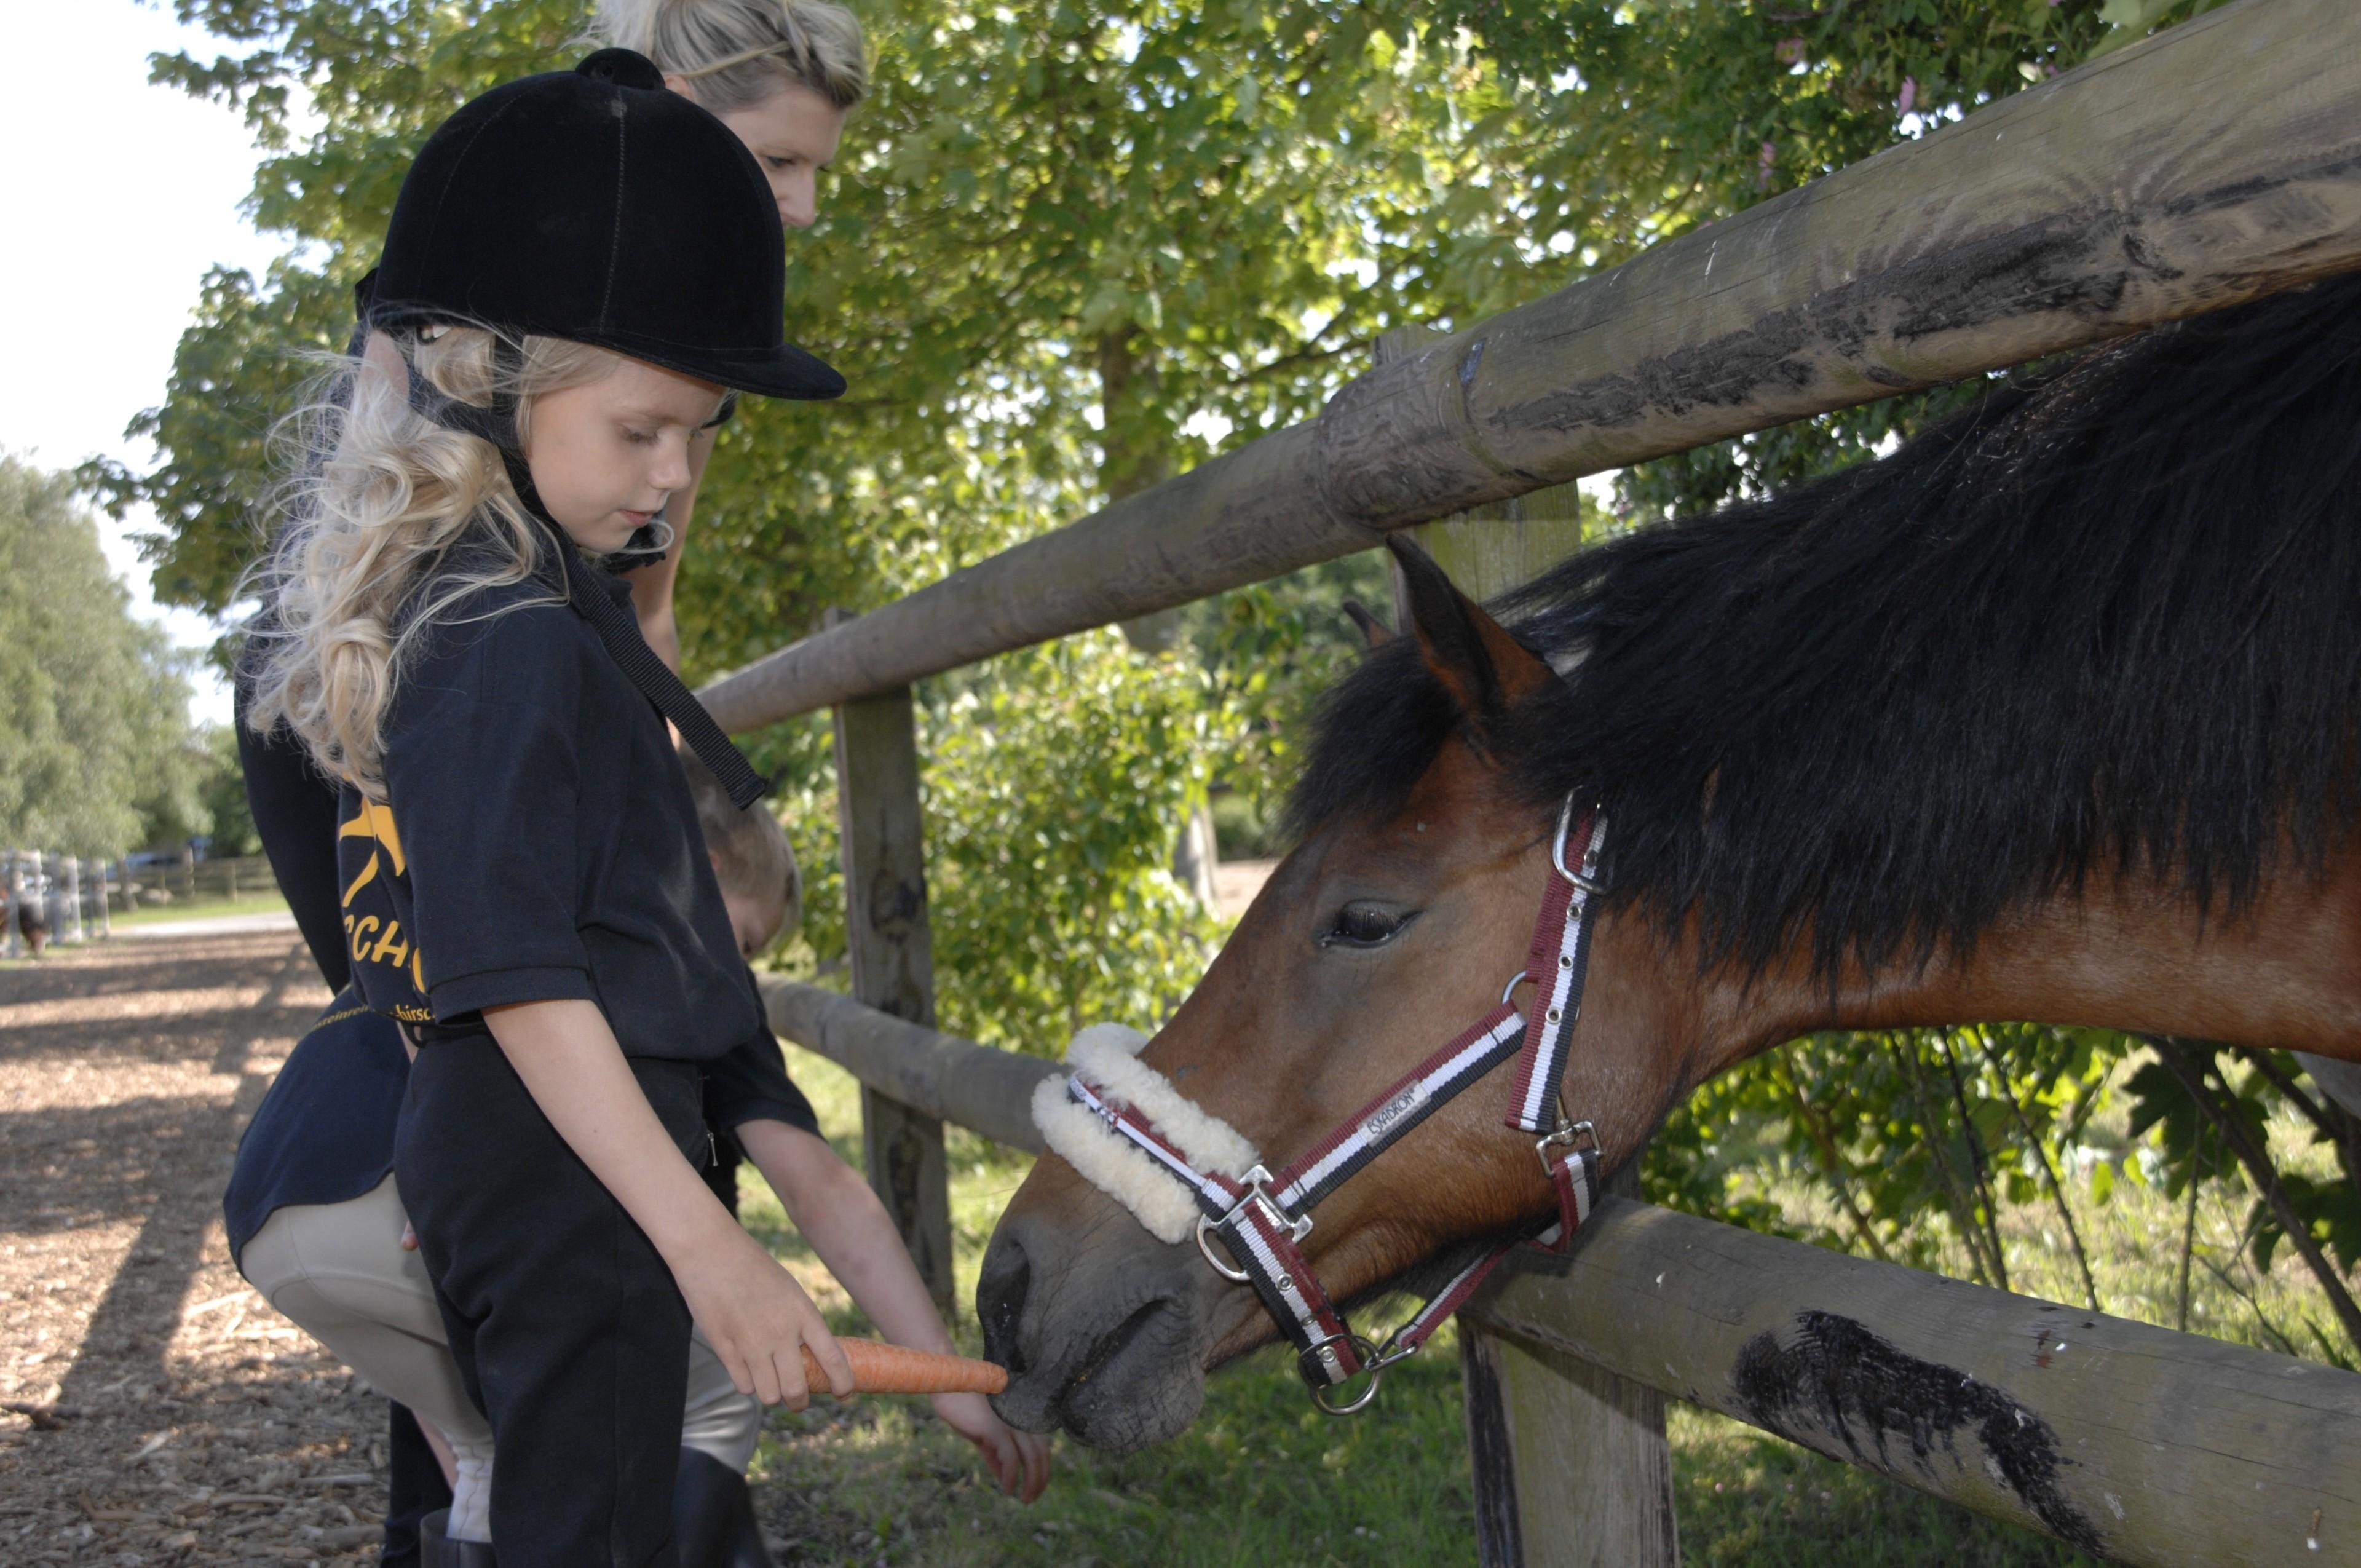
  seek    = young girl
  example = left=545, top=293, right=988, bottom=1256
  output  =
left=230, top=10, right=1043, bottom=1564
left=242, top=53, right=929, bottom=1566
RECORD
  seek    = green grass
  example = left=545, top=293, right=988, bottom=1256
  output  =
left=104, top=889, right=291, bottom=928
left=736, top=1048, right=2134, bottom=1567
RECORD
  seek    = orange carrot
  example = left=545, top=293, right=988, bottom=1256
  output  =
left=798, top=1339, right=1009, bottom=1397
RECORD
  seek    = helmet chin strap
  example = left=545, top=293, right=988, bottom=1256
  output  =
left=392, top=330, right=775, bottom=811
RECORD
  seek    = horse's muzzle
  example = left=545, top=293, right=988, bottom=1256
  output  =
left=977, top=1208, right=1214, bottom=1454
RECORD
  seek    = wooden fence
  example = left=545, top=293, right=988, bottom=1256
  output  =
left=121, top=855, right=277, bottom=906
left=2, top=849, right=112, bottom=956
left=710, top=4, right=2361, bottom=1562
left=0, top=852, right=283, bottom=957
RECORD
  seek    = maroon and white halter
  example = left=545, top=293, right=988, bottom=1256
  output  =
left=1040, top=801, right=1608, bottom=1412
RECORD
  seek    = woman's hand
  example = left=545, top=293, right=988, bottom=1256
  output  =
left=930, top=1391, right=1052, bottom=1503
left=676, top=1225, right=855, bottom=1409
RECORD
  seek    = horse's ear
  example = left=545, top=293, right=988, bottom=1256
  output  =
left=1388, top=536, right=1558, bottom=732
left=1340, top=599, right=1394, bottom=651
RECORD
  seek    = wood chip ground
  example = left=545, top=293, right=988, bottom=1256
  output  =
left=0, top=927, right=388, bottom=1564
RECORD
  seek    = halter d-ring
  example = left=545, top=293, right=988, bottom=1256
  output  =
left=1302, top=1334, right=1383, bottom=1416
left=1194, top=1216, right=1251, bottom=1283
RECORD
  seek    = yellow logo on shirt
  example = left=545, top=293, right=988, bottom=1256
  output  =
left=340, top=798, right=427, bottom=995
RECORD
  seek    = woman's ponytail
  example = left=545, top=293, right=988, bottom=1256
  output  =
left=590, top=0, right=866, bottom=113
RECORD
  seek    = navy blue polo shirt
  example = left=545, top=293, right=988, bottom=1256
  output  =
left=224, top=975, right=820, bottom=1265
left=338, top=560, right=756, bottom=1059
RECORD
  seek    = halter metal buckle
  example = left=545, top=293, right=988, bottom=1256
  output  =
left=1536, top=1117, right=1597, bottom=1178
left=1193, top=1165, right=1311, bottom=1283
left=1364, top=1327, right=1425, bottom=1376
left=1301, top=1333, right=1384, bottom=1416
left=1549, top=798, right=1609, bottom=896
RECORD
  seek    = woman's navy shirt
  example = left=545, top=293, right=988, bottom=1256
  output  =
left=224, top=976, right=820, bottom=1264
left=223, top=990, right=405, bottom=1260
left=339, top=564, right=753, bottom=1058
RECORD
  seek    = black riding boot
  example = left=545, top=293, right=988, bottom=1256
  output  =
left=674, top=1447, right=777, bottom=1568
left=417, top=1508, right=499, bottom=1568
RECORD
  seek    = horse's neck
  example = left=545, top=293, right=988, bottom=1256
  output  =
left=1711, top=855, right=2361, bottom=1070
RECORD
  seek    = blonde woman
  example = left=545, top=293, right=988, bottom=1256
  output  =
left=230, top=24, right=1043, bottom=1568
left=599, top=0, right=869, bottom=670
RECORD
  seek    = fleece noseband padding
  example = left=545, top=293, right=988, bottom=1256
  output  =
left=1032, top=1024, right=1263, bottom=1245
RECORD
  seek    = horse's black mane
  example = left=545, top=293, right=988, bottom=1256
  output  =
left=1292, top=274, right=2361, bottom=980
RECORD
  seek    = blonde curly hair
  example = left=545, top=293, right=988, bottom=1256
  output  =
left=242, top=328, right=622, bottom=796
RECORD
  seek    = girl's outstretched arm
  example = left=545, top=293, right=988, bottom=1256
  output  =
left=481, top=999, right=855, bottom=1408
left=735, top=1118, right=1053, bottom=1503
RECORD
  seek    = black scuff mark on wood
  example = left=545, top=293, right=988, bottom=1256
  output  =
left=1730, top=1310, right=2105, bottom=1553
left=1498, top=208, right=2139, bottom=438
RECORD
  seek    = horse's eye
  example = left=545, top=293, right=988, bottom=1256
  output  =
left=1323, top=903, right=1410, bottom=949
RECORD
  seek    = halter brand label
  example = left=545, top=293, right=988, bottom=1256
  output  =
left=1362, top=1081, right=1430, bottom=1142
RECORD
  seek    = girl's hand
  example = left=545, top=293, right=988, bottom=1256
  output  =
left=931, top=1391, right=1051, bottom=1503
left=678, top=1227, right=855, bottom=1409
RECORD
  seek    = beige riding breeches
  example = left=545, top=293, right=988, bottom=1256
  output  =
left=239, top=1174, right=764, bottom=1470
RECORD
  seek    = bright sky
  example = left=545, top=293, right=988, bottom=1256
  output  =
left=1, top=5, right=290, bottom=725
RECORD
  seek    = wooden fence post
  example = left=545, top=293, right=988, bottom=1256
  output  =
left=831, top=675, right=957, bottom=1317
left=1462, top=1162, right=1679, bottom=1567
left=3, top=852, right=18, bottom=960
left=63, top=857, right=82, bottom=943
left=1375, top=328, right=1679, bottom=1566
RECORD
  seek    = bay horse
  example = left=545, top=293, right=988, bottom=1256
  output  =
left=978, top=273, right=2361, bottom=1457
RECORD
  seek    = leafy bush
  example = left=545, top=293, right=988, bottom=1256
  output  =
left=762, top=632, right=1234, bottom=1055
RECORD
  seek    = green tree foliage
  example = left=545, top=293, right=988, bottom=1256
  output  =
left=1433, top=0, right=2238, bottom=520
left=196, top=723, right=264, bottom=858
left=0, top=457, right=210, bottom=855
left=773, top=633, right=1232, bottom=1051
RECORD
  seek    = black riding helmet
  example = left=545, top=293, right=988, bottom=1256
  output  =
left=369, top=47, right=842, bottom=400
left=363, top=48, right=802, bottom=809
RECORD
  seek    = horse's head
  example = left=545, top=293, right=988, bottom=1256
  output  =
left=979, top=543, right=1702, bottom=1453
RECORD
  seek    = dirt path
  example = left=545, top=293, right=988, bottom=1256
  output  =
left=0, top=929, right=385, bottom=1566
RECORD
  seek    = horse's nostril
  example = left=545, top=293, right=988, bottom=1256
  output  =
left=976, top=1242, right=1032, bottom=1377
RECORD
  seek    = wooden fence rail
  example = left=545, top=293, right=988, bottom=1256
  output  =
left=1463, top=1200, right=2361, bottom=1568
left=758, top=978, right=2361, bottom=1567
left=763, top=979, right=1056, bottom=1153
left=702, top=0, right=2361, bottom=733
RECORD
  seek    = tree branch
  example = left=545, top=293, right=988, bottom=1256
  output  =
left=1771, top=1058, right=1894, bottom=1264
left=1939, top=1034, right=2009, bottom=1293
left=1889, top=1036, right=2003, bottom=1287
left=1974, top=1031, right=2100, bottom=1312
left=2149, top=1037, right=2361, bottom=1355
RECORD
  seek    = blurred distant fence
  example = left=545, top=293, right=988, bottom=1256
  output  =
left=1, top=850, right=280, bottom=957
